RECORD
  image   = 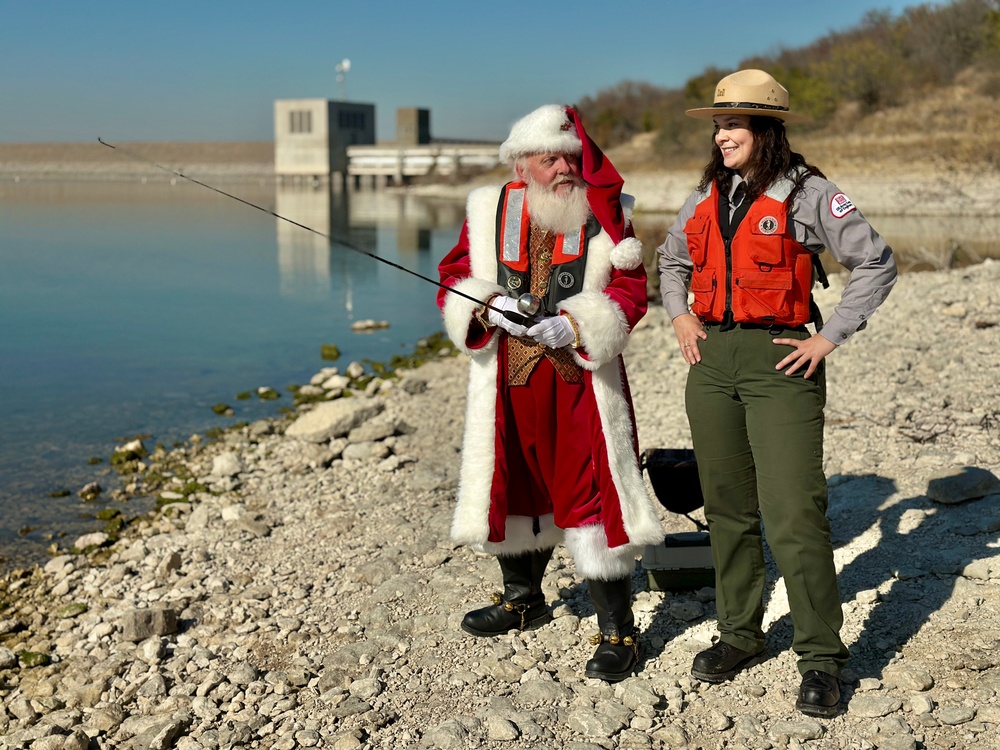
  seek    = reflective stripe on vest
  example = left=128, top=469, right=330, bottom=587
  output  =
left=499, top=183, right=585, bottom=270
left=500, top=183, right=530, bottom=271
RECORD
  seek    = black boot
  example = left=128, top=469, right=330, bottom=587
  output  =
left=796, top=670, right=841, bottom=717
left=584, top=576, right=641, bottom=682
left=461, top=548, right=553, bottom=637
left=691, top=641, right=765, bottom=683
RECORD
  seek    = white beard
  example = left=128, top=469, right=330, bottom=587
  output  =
left=525, top=179, right=592, bottom=235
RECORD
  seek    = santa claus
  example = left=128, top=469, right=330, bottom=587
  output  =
left=437, top=104, right=664, bottom=681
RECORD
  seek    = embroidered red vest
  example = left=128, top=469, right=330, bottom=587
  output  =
left=684, top=181, right=814, bottom=326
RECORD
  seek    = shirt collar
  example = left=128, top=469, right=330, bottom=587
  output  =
left=728, top=175, right=747, bottom=208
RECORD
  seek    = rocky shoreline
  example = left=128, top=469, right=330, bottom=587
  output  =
left=1, top=260, right=999, bottom=749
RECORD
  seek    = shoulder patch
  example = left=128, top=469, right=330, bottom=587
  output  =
left=830, top=192, right=856, bottom=219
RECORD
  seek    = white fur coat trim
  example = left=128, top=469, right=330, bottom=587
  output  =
left=565, top=524, right=641, bottom=580
left=449, top=351, right=498, bottom=547
left=559, top=291, right=629, bottom=372
left=478, top=514, right=564, bottom=556
left=590, top=362, right=665, bottom=548
left=441, top=277, right=504, bottom=357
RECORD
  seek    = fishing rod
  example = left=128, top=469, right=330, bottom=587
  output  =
left=96, top=138, right=540, bottom=325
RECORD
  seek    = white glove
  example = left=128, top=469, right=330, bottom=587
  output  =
left=527, top=315, right=576, bottom=349
left=486, top=295, right=529, bottom=337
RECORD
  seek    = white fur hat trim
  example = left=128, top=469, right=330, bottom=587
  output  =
left=499, top=105, right=582, bottom=164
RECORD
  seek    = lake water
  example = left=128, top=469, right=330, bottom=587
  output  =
left=0, top=180, right=466, bottom=570
left=2, top=179, right=998, bottom=572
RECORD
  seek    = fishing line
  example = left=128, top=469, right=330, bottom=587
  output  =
left=96, top=138, right=529, bottom=319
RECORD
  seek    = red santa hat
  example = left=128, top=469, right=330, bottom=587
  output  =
left=498, top=104, right=626, bottom=245
left=565, top=107, right=626, bottom=245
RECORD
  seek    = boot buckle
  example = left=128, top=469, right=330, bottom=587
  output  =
left=492, top=592, right=530, bottom=629
left=588, top=632, right=638, bottom=651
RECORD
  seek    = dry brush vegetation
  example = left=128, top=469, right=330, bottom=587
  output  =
left=582, top=0, right=1000, bottom=173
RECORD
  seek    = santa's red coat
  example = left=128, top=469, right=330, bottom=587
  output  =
left=437, top=185, right=664, bottom=580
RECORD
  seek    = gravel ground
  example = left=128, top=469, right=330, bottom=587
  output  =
left=1, top=254, right=998, bottom=749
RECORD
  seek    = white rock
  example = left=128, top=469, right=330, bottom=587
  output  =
left=211, top=451, right=242, bottom=478
left=74, top=532, right=109, bottom=550
left=221, top=504, right=247, bottom=522
left=321, top=374, right=351, bottom=390
left=284, top=398, right=385, bottom=443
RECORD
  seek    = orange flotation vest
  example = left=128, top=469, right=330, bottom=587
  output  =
left=684, top=180, right=815, bottom=327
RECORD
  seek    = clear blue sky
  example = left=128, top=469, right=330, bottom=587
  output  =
left=1, top=0, right=928, bottom=144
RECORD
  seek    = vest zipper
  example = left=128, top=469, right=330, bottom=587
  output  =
left=721, top=235, right=735, bottom=330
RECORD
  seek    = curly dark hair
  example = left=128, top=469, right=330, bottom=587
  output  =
left=696, top=116, right=825, bottom=210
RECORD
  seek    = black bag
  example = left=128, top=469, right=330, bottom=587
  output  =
left=640, top=448, right=706, bottom=530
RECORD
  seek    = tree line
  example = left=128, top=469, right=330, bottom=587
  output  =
left=574, top=0, right=1000, bottom=159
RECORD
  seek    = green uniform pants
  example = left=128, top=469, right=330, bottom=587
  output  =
left=686, top=324, right=848, bottom=677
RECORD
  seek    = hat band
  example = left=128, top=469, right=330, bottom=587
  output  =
left=713, top=101, right=789, bottom=113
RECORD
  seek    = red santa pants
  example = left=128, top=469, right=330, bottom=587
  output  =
left=489, top=357, right=609, bottom=539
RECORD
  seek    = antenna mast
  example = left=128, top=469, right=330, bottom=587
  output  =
left=335, top=58, right=351, bottom=101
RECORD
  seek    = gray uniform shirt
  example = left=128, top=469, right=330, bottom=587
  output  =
left=656, top=173, right=897, bottom=345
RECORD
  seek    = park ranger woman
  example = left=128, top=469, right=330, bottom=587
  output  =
left=657, top=69, right=897, bottom=717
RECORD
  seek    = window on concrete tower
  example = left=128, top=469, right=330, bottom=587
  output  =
left=289, top=110, right=313, bottom=134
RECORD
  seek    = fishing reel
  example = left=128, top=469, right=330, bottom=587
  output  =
left=502, top=293, right=541, bottom=327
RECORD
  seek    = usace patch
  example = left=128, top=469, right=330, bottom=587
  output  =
left=830, top=193, right=856, bottom=218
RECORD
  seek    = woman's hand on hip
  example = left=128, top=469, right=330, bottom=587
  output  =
left=773, top=333, right=836, bottom=378
left=672, top=313, right=708, bottom=365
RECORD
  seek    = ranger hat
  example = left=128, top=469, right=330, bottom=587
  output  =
left=685, top=69, right=807, bottom=122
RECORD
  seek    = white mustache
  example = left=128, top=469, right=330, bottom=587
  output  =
left=550, top=177, right=582, bottom=191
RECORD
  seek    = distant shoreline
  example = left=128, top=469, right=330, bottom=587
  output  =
left=3, top=141, right=999, bottom=217
left=0, top=140, right=274, bottom=164
left=0, top=141, right=275, bottom=183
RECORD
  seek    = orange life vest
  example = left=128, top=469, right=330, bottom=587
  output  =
left=685, top=181, right=814, bottom=327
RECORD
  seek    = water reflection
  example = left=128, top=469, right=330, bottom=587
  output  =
left=0, top=179, right=464, bottom=571
left=274, top=183, right=466, bottom=302
left=275, top=183, right=344, bottom=299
